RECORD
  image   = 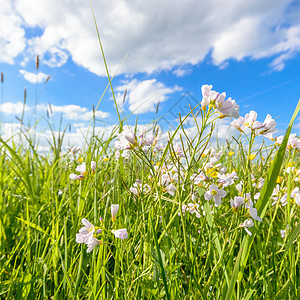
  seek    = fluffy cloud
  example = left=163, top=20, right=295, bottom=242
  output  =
left=115, top=79, right=182, bottom=114
left=19, top=69, right=49, bottom=83
left=0, top=122, right=116, bottom=152
left=0, top=101, right=30, bottom=114
left=1, top=0, right=300, bottom=73
left=0, top=1, right=26, bottom=64
left=37, top=104, right=110, bottom=121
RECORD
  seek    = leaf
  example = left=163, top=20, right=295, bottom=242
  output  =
left=224, top=247, right=242, bottom=300
left=284, top=222, right=300, bottom=257
left=22, top=272, right=32, bottom=299
left=274, top=279, right=290, bottom=300
left=16, top=217, right=48, bottom=235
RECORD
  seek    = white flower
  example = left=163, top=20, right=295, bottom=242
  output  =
left=91, top=161, right=96, bottom=173
left=236, top=182, right=243, bottom=193
left=67, top=146, right=81, bottom=156
left=112, top=229, right=128, bottom=239
left=280, top=193, right=288, bottom=206
left=201, top=84, right=213, bottom=108
left=260, top=114, right=276, bottom=136
left=86, top=237, right=102, bottom=253
left=249, top=207, right=262, bottom=222
left=217, top=171, right=239, bottom=187
left=165, top=183, right=177, bottom=196
left=239, top=219, right=254, bottom=236
left=231, top=116, right=244, bottom=131
left=191, top=171, right=207, bottom=185
left=216, top=96, right=239, bottom=118
left=287, top=133, right=300, bottom=150
left=204, top=184, right=227, bottom=206
left=69, top=173, right=84, bottom=180
left=280, top=230, right=286, bottom=239
left=230, top=196, right=244, bottom=211
left=75, top=162, right=86, bottom=174
left=187, top=203, right=201, bottom=218
left=76, top=218, right=95, bottom=244
left=111, top=204, right=119, bottom=222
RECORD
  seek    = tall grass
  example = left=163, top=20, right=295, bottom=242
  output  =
left=0, top=93, right=299, bottom=298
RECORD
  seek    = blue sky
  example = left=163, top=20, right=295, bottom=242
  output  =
left=1, top=0, right=300, bottom=146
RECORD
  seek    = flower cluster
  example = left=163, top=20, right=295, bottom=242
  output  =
left=115, top=125, right=157, bottom=159
left=231, top=111, right=276, bottom=139
left=72, top=83, right=300, bottom=254
left=75, top=204, right=128, bottom=253
left=69, top=161, right=96, bottom=180
left=201, top=84, right=239, bottom=118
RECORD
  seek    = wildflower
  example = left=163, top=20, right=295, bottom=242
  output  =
left=67, top=146, right=80, bottom=156
left=280, top=225, right=290, bottom=239
left=129, top=180, right=150, bottom=196
left=249, top=207, right=262, bottom=222
left=111, top=204, right=119, bottom=222
left=190, top=171, right=207, bottom=185
left=245, top=201, right=262, bottom=221
left=86, top=237, right=102, bottom=253
left=69, top=173, right=84, bottom=180
left=239, top=219, right=254, bottom=236
left=280, top=230, right=286, bottom=239
left=76, top=218, right=95, bottom=244
left=165, top=183, right=177, bottom=196
left=231, top=117, right=244, bottom=131
left=228, top=151, right=234, bottom=156
left=187, top=203, right=201, bottom=218
left=91, top=161, right=96, bottom=174
left=236, top=182, right=243, bottom=193
left=204, top=184, right=227, bottom=206
left=230, top=196, right=244, bottom=211
left=217, top=171, right=239, bottom=187
left=249, top=154, right=256, bottom=160
left=291, top=187, right=300, bottom=205
left=75, top=162, right=87, bottom=175
left=112, top=229, right=128, bottom=239
left=260, top=114, right=276, bottom=136
left=201, top=84, right=213, bottom=108
left=216, top=96, right=239, bottom=118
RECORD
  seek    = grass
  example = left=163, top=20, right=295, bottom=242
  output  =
left=0, top=96, right=299, bottom=299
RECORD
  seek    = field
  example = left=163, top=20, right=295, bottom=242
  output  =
left=0, top=82, right=300, bottom=299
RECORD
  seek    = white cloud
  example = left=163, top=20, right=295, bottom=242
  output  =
left=37, top=103, right=110, bottom=121
left=0, top=121, right=117, bottom=152
left=115, top=79, right=182, bottom=114
left=0, top=0, right=26, bottom=64
left=172, top=67, right=192, bottom=77
left=19, top=69, right=49, bottom=83
left=0, top=0, right=299, bottom=73
left=0, top=101, right=30, bottom=114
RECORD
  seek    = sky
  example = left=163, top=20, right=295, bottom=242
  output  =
left=1, top=0, right=300, bottom=148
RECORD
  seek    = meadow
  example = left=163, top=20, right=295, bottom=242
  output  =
left=0, top=79, right=300, bottom=300
left=1, top=15, right=300, bottom=297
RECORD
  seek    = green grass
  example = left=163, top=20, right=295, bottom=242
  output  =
left=0, top=97, right=299, bottom=299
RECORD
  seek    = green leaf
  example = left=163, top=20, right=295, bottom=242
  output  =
left=284, top=222, right=300, bottom=257
left=21, top=272, right=32, bottom=299
left=224, top=246, right=242, bottom=300
left=16, top=217, right=48, bottom=235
